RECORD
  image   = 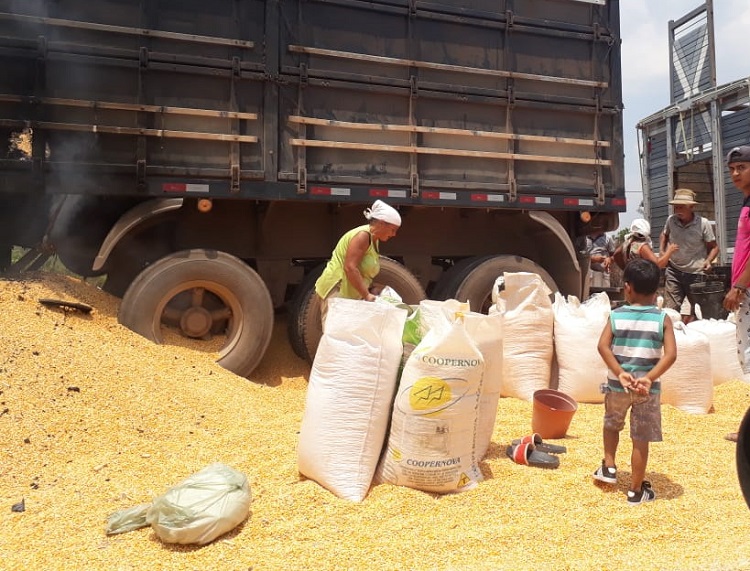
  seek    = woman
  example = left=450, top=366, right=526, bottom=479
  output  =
left=315, top=199, right=401, bottom=322
left=614, top=218, right=678, bottom=270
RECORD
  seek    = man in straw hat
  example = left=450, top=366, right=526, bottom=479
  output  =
left=722, top=145, right=750, bottom=442
left=659, top=188, right=719, bottom=323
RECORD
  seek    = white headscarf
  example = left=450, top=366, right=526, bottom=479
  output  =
left=629, top=218, right=651, bottom=238
left=364, top=199, right=401, bottom=227
left=626, top=218, right=652, bottom=247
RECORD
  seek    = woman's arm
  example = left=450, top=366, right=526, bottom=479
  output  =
left=642, top=243, right=677, bottom=269
left=343, top=230, right=376, bottom=301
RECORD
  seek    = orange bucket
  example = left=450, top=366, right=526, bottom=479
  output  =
left=531, top=389, right=578, bottom=439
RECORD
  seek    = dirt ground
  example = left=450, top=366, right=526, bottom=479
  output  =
left=2, top=272, right=750, bottom=571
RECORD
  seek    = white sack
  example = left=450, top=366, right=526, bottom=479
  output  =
left=687, top=318, right=743, bottom=385
left=410, top=300, right=504, bottom=460
left=377, top=318, right=485, bottom=494
left=464, top=311, right=504, bottom=460
left=661, top=322, right=713, bottom=414
left=298, top=297, right=407, bottom=501
left=553, top=292, right=611, bottom=403
left=497, top=272, right=554, bottom=401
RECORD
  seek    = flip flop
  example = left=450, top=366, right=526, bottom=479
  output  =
left=511, top=433, right=567, bottom=454
left=506, top=441, right=560, bottom=469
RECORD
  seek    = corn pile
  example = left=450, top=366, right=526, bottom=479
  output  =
left=1, top=272, right=750, bottom=571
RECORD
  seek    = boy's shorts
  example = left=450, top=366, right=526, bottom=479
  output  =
left=603, top=391, right=662, bottom=442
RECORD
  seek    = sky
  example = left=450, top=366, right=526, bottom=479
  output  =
left=619, top=0, right=750, bottom=230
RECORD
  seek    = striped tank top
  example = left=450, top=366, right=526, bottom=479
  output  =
left=607, top=305, right=666, bottom=394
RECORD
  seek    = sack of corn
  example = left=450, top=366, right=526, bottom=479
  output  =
left=404, top=299, right=503, bottom=460
left=553, top=292, right=611, bottom=403
left=297, top=297, right=407, bottom=501
left=661, top=322, right=713, bottom=414
left=687, top=318, right=744, bottom=385
left=377, top=315, right=485, bottom=494
left=496, top=272, right=553, bottom=401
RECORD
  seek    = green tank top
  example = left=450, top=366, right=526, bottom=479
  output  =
left=315, top=224, right=380, bottom=299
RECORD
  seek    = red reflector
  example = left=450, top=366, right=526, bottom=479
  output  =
left=369, top=189, right=389, bottom=197
left=519, top=196, right=536, bottom=204
left=422, top=191, right=440, bottom=199
left=612, top=198, right=627, bottom=206
left=310, top=187, right=331, bottom=195
left=163, top=183, right=186, bottom=192
left=471, top=194, right=488, bottom=202
left=563, top=198, right=578, bottom=206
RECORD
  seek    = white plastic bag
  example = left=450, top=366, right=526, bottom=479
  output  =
left=106, top=463, right=252, bottom=545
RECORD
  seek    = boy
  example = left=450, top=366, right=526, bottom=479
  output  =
left=594, top=258, right=677, bottom=504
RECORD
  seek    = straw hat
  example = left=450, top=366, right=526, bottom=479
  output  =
left=669, top=188, right=698, bottom=206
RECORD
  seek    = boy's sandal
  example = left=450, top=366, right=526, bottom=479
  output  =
left=511, top=433, right=567, bottom=454
left=506, top=441, right=560, bottom=469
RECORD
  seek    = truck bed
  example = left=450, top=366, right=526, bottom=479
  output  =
left=0, top=0, right=624, bottom=212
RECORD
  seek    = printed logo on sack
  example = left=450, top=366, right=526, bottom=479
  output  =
left=400, top=376, right=469, bottom=415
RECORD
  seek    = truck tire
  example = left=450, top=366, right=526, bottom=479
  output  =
left=286, top=263, right=325, bottom=360
left=433, top=255, right=557, bottom=313
left=118, top=249, right=273, bottom=378
left=737, top=405, right=750, bottom=511
left=291, top=257, right=426, bottom=364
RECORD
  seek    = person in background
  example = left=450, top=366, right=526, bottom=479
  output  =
left=584, top=230, right=616, bottom=288
left=722, top=145, right=750, bottom=442
left=613, top=218, right=678, bottom=270
left=315, top=199, right=401, bottom=324
left=594, top=258, right=677, bottom=504
left=659, top=188, right=719, bottom=322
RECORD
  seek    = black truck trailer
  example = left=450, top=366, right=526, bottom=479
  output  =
left=0, top=0, right=624, bottom=376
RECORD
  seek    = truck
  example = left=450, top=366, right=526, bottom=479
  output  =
left=0, top=0, right=625, bottom=377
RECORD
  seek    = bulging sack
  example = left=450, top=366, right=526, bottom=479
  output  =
left=377, top=317, right=485, bottom=494
left=553, top=292, right=610, bottom=403
left=661, top=322, right=713, bottom=414
left=297, top=297, right=407, bottom=501
left=497, top=272, right=553, bottom=401
left=687, top=318, right=743, bottom=385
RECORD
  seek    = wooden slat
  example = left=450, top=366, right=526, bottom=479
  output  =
left=289, top=45, right=608, bottom=89
left=288, top=115, right=609, bottom=147
left=0, top=11, right=254, bottom=49
left=0, top=119, right=258, bottom=143
left=290, top=138, right=610, bottom=166
left=0, top=94, right=258, bottom=121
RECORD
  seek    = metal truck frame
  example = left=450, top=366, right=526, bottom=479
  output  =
left=0, top=0, right=624, bottom=376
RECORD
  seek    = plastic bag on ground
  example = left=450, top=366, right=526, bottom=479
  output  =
left=106, top=463, right=251, bottom=545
